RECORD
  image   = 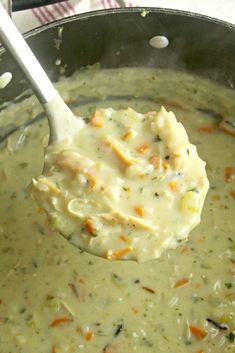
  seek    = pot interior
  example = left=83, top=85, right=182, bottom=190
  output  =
left=1, top=8, right=235, bottom=106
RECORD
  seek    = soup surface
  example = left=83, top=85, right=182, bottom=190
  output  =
left=0, top=67, right=234, bottom=353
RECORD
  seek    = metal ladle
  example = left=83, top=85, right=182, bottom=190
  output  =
left=0, top=3, right=84, bottom=143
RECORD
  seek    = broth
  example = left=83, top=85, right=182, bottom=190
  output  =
left=0, top=67, right=234, bottom=353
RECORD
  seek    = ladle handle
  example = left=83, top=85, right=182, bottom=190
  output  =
left=0, top=3, right=56, bottom=104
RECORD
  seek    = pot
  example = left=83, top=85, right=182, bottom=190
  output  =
left=1, top=7, right=235, bottom=107
left=0, top=8, right=235, bottom=353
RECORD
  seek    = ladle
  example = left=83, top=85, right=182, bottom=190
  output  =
left=0, top=3, right=84, bottom=143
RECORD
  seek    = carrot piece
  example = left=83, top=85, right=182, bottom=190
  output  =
left=107, top=247, right=132, bottom=260
left=198, top=126, right=216, bottom=133
left=230, top=190, right=235, bottom=200
left=50, top=317, right=73, bottom=327
left=157, top=97, right=190, bottom=112
left=225, top=167, right=234, bottom=183
left=90, top=111, right=104, bottom=128
left=85, top=329, right=94, bottom=341
left=51, top=345, right=57, bottom=353
left=119, top=234, right=129, bottom=243
left=180, top=247, right=190, bottom=255
left=136, top=143, right=150, bottom=154
left=134, top=206, right=145, bottom=217
left=174, top=278, right=191, bottom=288
left=132, top=307, right=139, bottom=314
left=150, top=156, right=161, bottom=170
left=165, top=100, right=190, bottom=112
left=162, top=161, right=169, bottom=171
left=189, top=325, right=207, bottom=340
left=84, top=218, right=96, bottom=236
left=168, top=181, right=178, bottom=191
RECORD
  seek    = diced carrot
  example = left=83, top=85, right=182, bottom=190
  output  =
left=134, top=206, right=145, bottom=217
left=122, top=130, right=133, bottom=141
left=107, top=247, right=132, bottom=260
left=132, top=307, right=139, bottom=314
left=136, top=143, right=150, bottom=154
left=165, top=100, right=190, bottom=112
left=180, top=247, right=190, bottom=255
left=189, top=325, right=207, bottom=340
left=150, top=156, right=161, bottom=170
left=225, top=167, right=234, bottom=183
left=84, top=218, right=96, bottom=236
left=198, top=126, right=216, bottom=133
left=85, top=329, right=94, bottom=341
left=119, top=234, right=129, bottom=243
left=50, top=317, right=73, bottom=327
left=157, top=97, right=190, bottom=112
left=230, top=190, right=235, bottom=200
left=168, top=181, right=178, bottom=191
left=162, top=161, right=169, bottom=171
left=90, top=111, right=104, bottom=127
left=174, top=278, right=191, bottom=288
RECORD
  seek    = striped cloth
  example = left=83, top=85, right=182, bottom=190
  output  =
left=11, top=0, right=235, bottom=33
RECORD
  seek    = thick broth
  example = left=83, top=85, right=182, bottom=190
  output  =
left=0, top=68, right=234, bottom=353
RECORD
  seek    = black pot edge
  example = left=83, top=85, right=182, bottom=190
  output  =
left=1, top=6, right=235, bottom=53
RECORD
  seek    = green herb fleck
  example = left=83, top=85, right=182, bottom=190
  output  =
left=142, top=338, right=153, bottom=347
left=226, top=332, right=235, bottom=343
left=18, top=162, right=28, bottom=168
left=192, top=295, right=204, bottom=303
left=35, top=223, right=45, bottom=235
left=19, top=307, right=26, bottom=314
left=10, top=192, right=16, bottom=199
left=91, top=232, right=98, bottom=238
left=185, top=341, right=192, bottom=346
left=225, top=282, right=233, bottom=289
left=154, top=135, right=162, bottom=142
left=187, top=187, right=199, bottom=193
left=46, top=295, right=55, bottom=301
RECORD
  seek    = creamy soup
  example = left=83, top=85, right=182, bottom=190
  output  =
left=30, top=106, right=208, bottom=262
left=0, top=67, right=234, bottom=353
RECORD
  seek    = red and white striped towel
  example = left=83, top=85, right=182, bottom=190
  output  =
left=12, top=0, right=138, bottom=32
left=11, top=0, right=235, bottom=33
